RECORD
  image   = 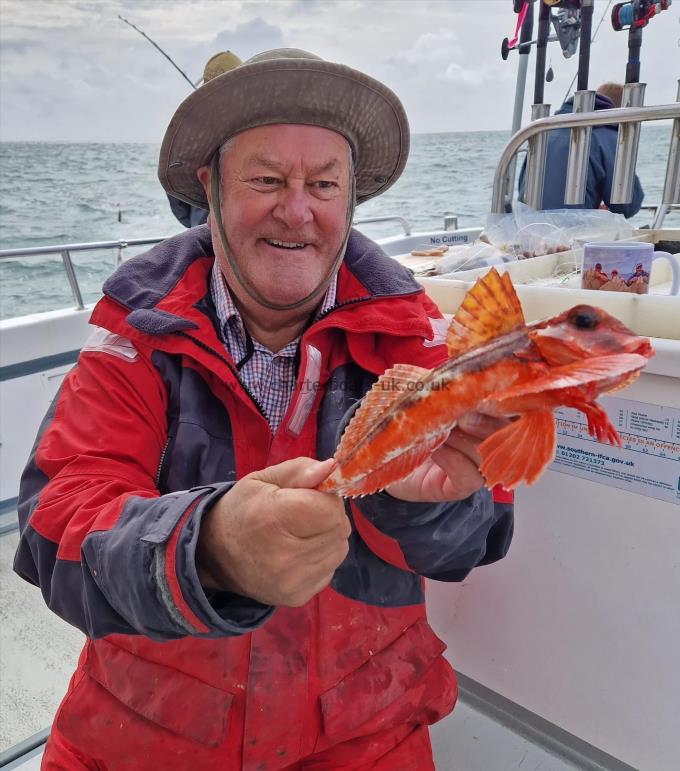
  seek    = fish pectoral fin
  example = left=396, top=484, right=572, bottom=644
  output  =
left=479, top=410, right=555, bottom=490
left=491, top=353, right=648, bottom=404
left=566, top=399, right=622, bottom=446
left=334, top=363, right=430, bottom=462
left=446, top=268, right=525, bottom=359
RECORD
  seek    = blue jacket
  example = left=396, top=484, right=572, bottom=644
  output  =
left=167, top=193, right=209, bottom=229
left=518, top=93, right=644, bottom=217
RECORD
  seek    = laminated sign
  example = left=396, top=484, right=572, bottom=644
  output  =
left=550, top=396, right=680, bottom=506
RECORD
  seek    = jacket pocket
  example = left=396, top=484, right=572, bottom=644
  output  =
left=320, top=617, right=455, bottom=744
left=57, top=639, right=233, bottom=768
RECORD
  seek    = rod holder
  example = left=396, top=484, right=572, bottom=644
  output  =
left=563, top=90, right=596, bottom=206
left=503, top=53, right=532, bottom=209
left=524, top=103, right=551, bottom=210
left=611, top=82, right=646, bottom=205
left=653, top=81, right=680, bottom=229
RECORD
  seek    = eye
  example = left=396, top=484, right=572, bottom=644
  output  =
left=253, top=176, right=280, bottom=186
left=568, top=306, right=599, bottom=329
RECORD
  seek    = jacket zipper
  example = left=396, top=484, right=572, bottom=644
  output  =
left=177, top=331, right=269, bottom=421
left=154, top=437, right=171, bottom=489
left=313, top=295, right=371, bottom=324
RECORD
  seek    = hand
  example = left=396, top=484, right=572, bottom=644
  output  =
left=196, top=457, right=351, bottom=607
left=385, top=412, right=509, bottom=502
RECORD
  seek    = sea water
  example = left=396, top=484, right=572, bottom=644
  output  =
left=0, top=125, right=675, bottom=320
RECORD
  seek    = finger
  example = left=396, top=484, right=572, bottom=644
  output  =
left=442, top=428, right=483, bottom=466
left=304, top=531, right=351, bottom=567
left=284, top=548, right=349, bottom=607
left=297, top=520, right=352, bottom=562
left=276, top=490, right=348, bottom=538
left=431, top=443, right=484, bottom=493
left=252, top=457, right=337, bottom=490
left=456, top=412, right=510, bottom=440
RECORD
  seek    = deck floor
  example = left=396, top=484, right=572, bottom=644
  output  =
left=0, top=527, right=83, bottom=751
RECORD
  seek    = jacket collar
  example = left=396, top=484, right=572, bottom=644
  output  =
left=100, top=225, right=424, bottom=338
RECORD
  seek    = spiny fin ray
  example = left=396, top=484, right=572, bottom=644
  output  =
left=327, top=429, right=449, bottom=497
left=492, top=353, right=647, bottom=404
left=334, top=363, right=430, bottom=463
left=446, top=268, right=525, bottom=359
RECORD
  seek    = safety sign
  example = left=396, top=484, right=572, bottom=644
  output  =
left=550, top=395, right=680, bottom=506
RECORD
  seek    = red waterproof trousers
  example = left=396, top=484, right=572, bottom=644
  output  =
left=42, top=718, right=436, bottom=770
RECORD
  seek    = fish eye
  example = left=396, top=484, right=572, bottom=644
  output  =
left=568, top=306, right=599, bottom=330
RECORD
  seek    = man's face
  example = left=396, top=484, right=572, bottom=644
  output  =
left=200, top=124, right=351, bottom=309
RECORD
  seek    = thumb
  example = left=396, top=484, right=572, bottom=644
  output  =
left=252, top=457, right=337, bottom=491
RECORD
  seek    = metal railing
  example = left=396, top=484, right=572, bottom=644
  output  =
left=492, top=98, right=680, bottom=217
left=353, top=215, right=412, bottom=236
left=0, top=237, right=165, bottom=311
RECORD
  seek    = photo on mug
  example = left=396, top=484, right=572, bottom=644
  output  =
left=582, top=247, right=650, bottom=294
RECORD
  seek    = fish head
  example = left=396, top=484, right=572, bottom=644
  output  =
left=528, top=304, right=654, bottom=366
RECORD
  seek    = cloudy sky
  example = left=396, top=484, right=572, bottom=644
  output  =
left=1, top=0, right=678, bottom=142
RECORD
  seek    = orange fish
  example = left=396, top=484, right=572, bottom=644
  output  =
left=319, top=268, right=653, bottom=497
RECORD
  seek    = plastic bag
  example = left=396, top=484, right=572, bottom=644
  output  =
left=480, top=203, right=635, bottom=260
left=434, top=243, right=509, bottom=276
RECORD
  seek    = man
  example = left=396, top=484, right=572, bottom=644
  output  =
left=15, top=49, right=513, bottom=769
left=626, top=261, right=650, bottom=286
left=167, top=50, right=242, bottom=228
left=518, top=82, right=644, bottom=217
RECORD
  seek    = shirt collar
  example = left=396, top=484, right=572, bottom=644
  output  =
left=210, top=260, right=337, bottom=348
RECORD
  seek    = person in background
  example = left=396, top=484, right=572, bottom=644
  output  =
left=626, top=261, right=650, bottom=286
left=15, top=49, right=513, bottom=769
left=518, top=82, right=644, bottom=218
left=167, top=50, right=242, bottom=228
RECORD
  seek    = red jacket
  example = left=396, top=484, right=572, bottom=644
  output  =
left=15, top=227, right=513, bottom=769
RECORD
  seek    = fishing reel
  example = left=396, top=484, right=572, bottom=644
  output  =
left=550, top=5, right=581, bottom=58
left=502, top=0, right=581, bottom=66
left=611, top=0, right=672, bottom=31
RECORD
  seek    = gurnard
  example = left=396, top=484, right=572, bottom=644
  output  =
left=319, top=268, right=653, bottom=497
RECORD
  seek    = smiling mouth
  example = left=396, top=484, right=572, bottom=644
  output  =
left=263, top=238, right=308, bottom=250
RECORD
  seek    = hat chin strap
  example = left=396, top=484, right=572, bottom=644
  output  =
left=210, top=154, right=354, bottom=312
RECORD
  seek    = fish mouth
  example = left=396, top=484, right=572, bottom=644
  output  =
left=631, top=337, right=654, bottom=358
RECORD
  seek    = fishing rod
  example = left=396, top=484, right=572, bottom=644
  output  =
left=608, top=0, right=672, bottom=203
left=502, top=0, right=582, bottom=85
left=561, top=0, right=613, bottom=103
left=611, top=0, right=673, bottom=83
left=118, top=15, right=196, bottom=91
left=502, top=1, right=536, bottom=209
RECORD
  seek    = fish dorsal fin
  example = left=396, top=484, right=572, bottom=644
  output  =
left=334, top=363, right=430, bottom=462
left=446, top=268, right=525, bottom=359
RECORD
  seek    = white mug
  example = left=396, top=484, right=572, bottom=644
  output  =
left=581, top=241, right=680, bottom=295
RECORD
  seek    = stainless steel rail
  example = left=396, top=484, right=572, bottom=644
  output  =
left=492, top=101, right=680, bottom=214
left=352, top=216, right=412, bottom=236
left=0, top=237, right=165, bottom=311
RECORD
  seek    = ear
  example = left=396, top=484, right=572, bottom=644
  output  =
left=196, top=165, right=212, bottom=208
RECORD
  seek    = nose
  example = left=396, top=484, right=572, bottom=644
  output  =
left=273, top=183, right=314, bottom=230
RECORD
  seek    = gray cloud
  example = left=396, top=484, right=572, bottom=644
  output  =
left=211, top=18, right=286, bottom=60
left=0, top=0, right=677, bottom=141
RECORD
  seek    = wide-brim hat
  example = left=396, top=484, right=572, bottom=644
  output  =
left=158, top=48, right=409, bottom=209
